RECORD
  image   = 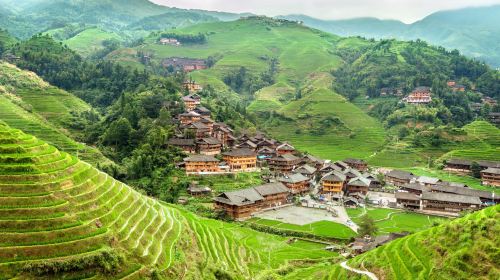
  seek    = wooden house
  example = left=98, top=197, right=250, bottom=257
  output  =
left=253, top=183, right=290, bottom=208
left=385, top=170, right=414, bottom=187
left=481, top=168, right=500, bottom=187
left=404, top=86, right=432, bottom=104
left=256, top=138, right=278, bottom=150
left=194, top=106, right=211, bottom=117
left=179, top=111, right=201, bottom=125
left=196, top=137, right=222, bottom=155
left=293, top=164, right=317, bottom=179
left=257, top=147, right=276, bottom=161
left=346, top=177, right=370, bottom=195
left=444, top=158, right=472, bottom=174
left=395, top=192, right=421, bottom=209
left=212, top=123, right=235, bottom=148
left=187, top=185, right=212, bottom=196
left=333, top=161, right=350, bottom=171
left=181, top=122, right=211, bottom=139
left=277, top=173, right=310, bottom=195
left=213, top=188, right=264, bottom=220
left=268, top=154, right=301, bottom=174
left=222, top=148, right=257, bottom=172
left=319, top=164, right=342, bottom=177
left=302, top=154, right=325, bottom=170
left=199, top=116, right=214, bottom=133
left=183, top=80, right=203, bottom=93
left=431, top=181, right=497, bottom=204
left=276, top=143, right=296, bottom=155
left=184, top=155, right=220, bottom=174
left=162, top=57, right=207, bottom=72
left=321, top=172, right=346, bottom=195
left=182, top=95, right=201, bottom=111
left=344, top=158, right=368, bottom=171
left=421, top=192, right=481, bottom=214
left=168, top=138, right=196, bottom=154
left=400, top=183, right=426, bottom=195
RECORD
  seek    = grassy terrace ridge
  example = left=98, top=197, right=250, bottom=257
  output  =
left=0, top=122, right=341, bottom=279
left=0, top=62, right=113, bottom=167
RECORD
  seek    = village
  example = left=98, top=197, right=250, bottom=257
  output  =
left=171, top=80, right=499, bottom=225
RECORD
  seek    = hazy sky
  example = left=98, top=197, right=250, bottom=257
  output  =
left=150, top=0, right=500, bottom=23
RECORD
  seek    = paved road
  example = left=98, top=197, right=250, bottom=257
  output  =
left=340, top=261, right=378, bottom=280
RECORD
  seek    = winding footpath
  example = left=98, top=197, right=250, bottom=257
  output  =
left=340, top=261, right=379, bottom=280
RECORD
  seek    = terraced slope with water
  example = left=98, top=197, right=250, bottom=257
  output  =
left=0, top=122, right=337, bottom=279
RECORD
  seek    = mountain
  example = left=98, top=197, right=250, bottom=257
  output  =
left=0, top=121, right=336, bottom=279
left=108, top=17, right=498, bottom=165
left=281, top=5, right=500, bottom=68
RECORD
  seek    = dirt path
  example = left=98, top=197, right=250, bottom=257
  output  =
left=340, top=261, right=378, bottom=280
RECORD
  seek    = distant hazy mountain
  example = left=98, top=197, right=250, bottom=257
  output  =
left=282, top=5, right=500, bottom=68
left=0, top=0, right=248, bottom=39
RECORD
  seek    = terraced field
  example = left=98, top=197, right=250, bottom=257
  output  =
left=0, top=122, right=339, bottom=279
left=348, top=205, right=499, bottom=279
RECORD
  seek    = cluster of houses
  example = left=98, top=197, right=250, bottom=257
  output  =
left=162, top=57, right=207, bottom=72
left=385, top=168, right=498, bottom=216
left=444, top=158, right=500, bottom=187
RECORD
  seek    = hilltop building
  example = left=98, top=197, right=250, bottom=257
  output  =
left=268, top=154, right=301, bottom=173
left=184, top=155, right=220, bottom=174
left=404, top=86, right=432, bottom=104
left=481, top=168, right=500, bottom=187
left=277, top=173, right=310, bottom=194
left=385, top=170, right=415, bottom=187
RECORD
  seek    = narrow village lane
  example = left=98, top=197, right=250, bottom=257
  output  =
left=340, top=261, right=378, bottom=280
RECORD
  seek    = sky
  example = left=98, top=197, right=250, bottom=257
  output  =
left=150, top=0, right=500, bottom=23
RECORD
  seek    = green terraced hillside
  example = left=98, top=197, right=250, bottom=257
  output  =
left=62, top=28, right=122, bottom=57
left=348, top=205, right=499, bottom=280
left=0, top=122, right=339, bottom=279
left=109, top=18, right=387, bottom=161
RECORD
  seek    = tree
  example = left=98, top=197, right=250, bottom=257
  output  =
left=103, top=118, right=132, bottom=147
left=357, top=214, right=378, bottom=237
left=471, top=162, right=482, bottom=178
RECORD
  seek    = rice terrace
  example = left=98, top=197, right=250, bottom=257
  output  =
left=0, top=0, right=499, bottom=279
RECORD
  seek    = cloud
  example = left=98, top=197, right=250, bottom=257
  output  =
left=150, top=0, right=500, bottom=23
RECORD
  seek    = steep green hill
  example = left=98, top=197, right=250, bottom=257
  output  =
left=0, top=122, right=338, bottom=279
left=111, top=17, right=387, bottom=160
left=62, top=27, right=122, bottom=57
left=0, top=62, right=111, bottom=166
left=283, top=5, right=500, bottom=68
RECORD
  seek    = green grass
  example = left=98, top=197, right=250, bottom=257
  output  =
left=0, top=122, right=341, bottom=279
left=247, top=218, right=356, bottom=239
left=348, top=205, right=500, bottom=280
left=64, top=28, right=122, bottom=57
left=346, top=207, right=448, bottom=235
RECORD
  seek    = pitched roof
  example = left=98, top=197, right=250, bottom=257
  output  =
left=257, top=146, right=276, bottom=153
left=294, top=164, right=316, bottom=175
left=168, top=138, right=195, bottom=146
left=182, top=121, right=209, bottom=129
left=194, top=106, right=211, bottom=113
left=303, top=154, right=324, bottom=164
left=386, top=170, right=414, bottom=180
left=276, top=142, right=295, bottom=151
left=322, top=171, right=346, bottom=182
left=272, top=153, right=300, bottom=162
left=416, top=176, right=440, bottom=185
left=344, top=158, right=366, bottom=165
left=237, top=140, right=257, bottom=148
left=481, top=167, right=500, bottom=175
left=333, top=161, right=349, bottom=169
left=198, top=137, right=221, bottom=145
left=253, top=182, right=290, bottom=196
left=213, top=188, right=264, bottom=206
left=184, top=155, right=219, bottom=162
left=431, top=182, right=494, bottom=200
left=321, top=164, right=342, bottom=172
left=478, top=161, right=500, bottom=168
left=180, top=111, right=201, bottom=117
left=446, top=158, right=472, bottom=166
left=348, top=177, right=371, bottom=187
left=395, top=192, right=421, bottom=201
left=401, top=183, right=426, bottom=192
left=421, top=192, right=481, bottom=205
left=222, top=148, right=256, bottom=157
left=278, top=173, right=309, bottom=184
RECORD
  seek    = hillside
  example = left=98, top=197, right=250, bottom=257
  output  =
left=110, top=18, right=387, bottom=160
left=110, top=17, right=498, bottom=162
left=0, top=121, right=339, bottom=279
left=0, top=62, right=112, bottom=167
left=282, top=5, right=500, bottom=68
left=348, top=205, right=499, bottom=279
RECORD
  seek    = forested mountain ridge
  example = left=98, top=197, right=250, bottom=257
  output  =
left=282, top=5, right=500, bottom=68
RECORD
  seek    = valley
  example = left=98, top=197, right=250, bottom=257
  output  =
left=0, top=1, right=499, bottom=279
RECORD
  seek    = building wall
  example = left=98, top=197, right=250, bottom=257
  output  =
left=185, top=162, right=219, bottom=173
left=224, top=155, right=257, bottom=171
left=481, top=173, right=500, bottom=187
left=322, top=180, right=343, bottom=193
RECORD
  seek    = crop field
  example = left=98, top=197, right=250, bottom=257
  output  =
left=0, top=122, right=340, bottom=279
left=346, top=208, right=447, bottom=235
left=64, top=28, right=122, bottom=57
left=247, top=218, right=356, bottom=239
left=348, top=205, right=499, bottom=280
